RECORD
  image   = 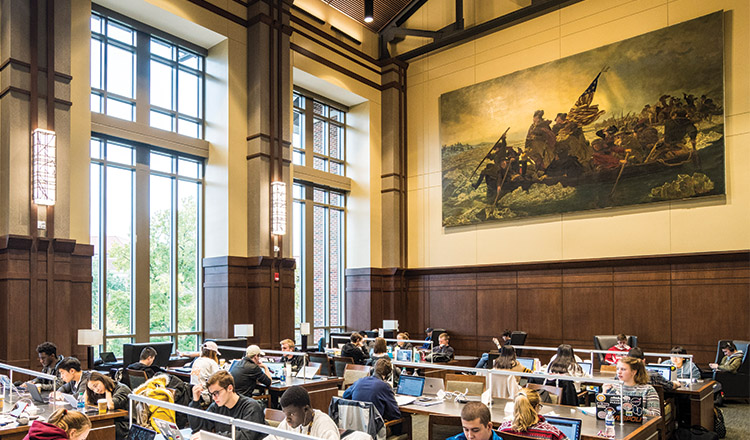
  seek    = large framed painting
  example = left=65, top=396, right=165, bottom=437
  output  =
left=440, top=12, right=724, bottom=227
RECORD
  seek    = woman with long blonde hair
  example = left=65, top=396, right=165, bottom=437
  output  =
left=498, top=388, right=566, bottom=440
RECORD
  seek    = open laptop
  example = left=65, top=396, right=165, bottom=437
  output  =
left=296, top=365, right=321, bottom=379
left=25, top=382, right=49, bottom=404
left=396, top=350, right=412, bottom=362
left=544, top=416, right=582, bottom=440
left=516, top=357, right=535, bottom=371
left=578, top=361, right=593, bottom=375
left=646, top=364, right=674, bottom=382
left=153, top=418, right=186, bottom=440
left=423, top=377, right=444, bottom=396
left=265, top=362, right=285, bottom=379
left=394, top=375, right=425, bottom=406
left=128, top=425, right=157, bottom=440
left=595, top=393, right=644, bottom=423
left=196, top=432, right=226, bottom=440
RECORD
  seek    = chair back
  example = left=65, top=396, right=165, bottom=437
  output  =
left=428, top=415, right=462, bottom=440
left=126, top=369, right=148, bottom=389
left=526, top=383, right=563, bottom=404
left=489, top=371, right=522, bottom=399
left=264, top=408, right=286, bottom=427
left=713, top=340, right=750, bottom=399
left=308, top=353, right=331, bottom=376
left=509, top=331, right=528, bottom=355
left=445, top=373, right=486, bottom=395
left=342, top=364, right=371, bottom=389
left=328, top=397, right=386, bottom=440
left=593, top=335, right=638, bottom=365
left=333, top=356, right=355, bottom=377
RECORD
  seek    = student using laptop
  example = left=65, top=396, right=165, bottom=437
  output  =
left=661, top=346, right=700, bottom=379
left=24, top=408, right=91, bottom=440
left=127, top=347, right=165, bottom=379
left=279, top=339, right=305, bottom=373
left=367, top=338, right=401, bottom=385
left=498, top=388, right=567, bottom=440
left=547, top=345, right=586, bottom=377
left=86, top=372, right=132, bottom=440
left=343, top=358, right=400, bottom=422
left=191, top=342, right=221, bottom=387
left=30, top=342, right=64, bottom=391
left=493, top=345, right=532, bottom=376
left=55, top=357, right=90, bottom=398
left=229, top=345, right=272, bottom=398
left=341, top=333, right=370, bottom=365
left=447, top=402, right=503, bottom=440
left=188, top=371, right=266, bottom=440
left=266, top=386, right=339, bottom=440
left=628, top=347, right=679, bottom=390
left=604, top=356, right=660, bottom=418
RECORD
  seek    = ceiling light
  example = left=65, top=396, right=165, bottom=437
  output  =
left=364, top=0, right=374, bottom=23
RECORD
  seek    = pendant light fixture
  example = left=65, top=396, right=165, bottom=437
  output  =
left=364, top=0, right=374, bottom=23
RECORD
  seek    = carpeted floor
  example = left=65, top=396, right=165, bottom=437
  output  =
left=409, top=401, right=750, bottom=440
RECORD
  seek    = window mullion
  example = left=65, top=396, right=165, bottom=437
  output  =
left=135, top=31, right=150, bottom=125
left=171, top=176, right=178, bottom=344
left=303, top=188, right=314, bottom=335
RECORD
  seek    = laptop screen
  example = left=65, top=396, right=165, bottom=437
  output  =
left=265, top=362, right=284, bottom=376
left=396, top=375, right=425, bottom=397
left=544, top=416, right=581, bottom=440
left=579, top=362, right=592, bottom=375
left=128, top=425, right=156, bottom=440
left=646, top=364, right=672, bottom=381
left=396, top=350, right=412, bottom=362
left=517, top=357, right=535, bottom=371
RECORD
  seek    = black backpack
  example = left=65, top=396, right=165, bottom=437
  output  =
left=675, top=426, right=719, bottom=440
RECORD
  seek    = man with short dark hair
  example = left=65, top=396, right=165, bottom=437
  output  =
left=54, top=357, right=90, bottom=398
left=448, top=402, right=502, bottom=440
left=188, top=370, right=266, bottom=440
left=430, top=333, right=454, bottom=360
left=343, top=358, right=400, bottom=422
left=127, top=346, right=164, bottom=378
left=604, top=334, right=631, bottom=365
left=266, top=386, right=339, bottom=440
left=341, top=333, right=370, bottom=365
left=31, top=342, right=64, bottom=391
left=229, top=345, right=272, bottom=398
left=710, top=342, right=744, bottom=373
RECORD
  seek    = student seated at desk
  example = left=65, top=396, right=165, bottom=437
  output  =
left=709, top=341, right=744, bottom=374
left=341, top=333, right=370, bottom=365
left=191, top=342, right=221, bottom=387
left=127, top=346, right=166, bottom=379
left=421, top=328, right=434, bottom=350
left=498, top=388, right=567, bottom=440
left=55, top=357, right=90, bottom=398
left=343, top=358, right=400, bottom=422
left=188, top=371, right=266, bottom=440
left=394, top=332, right=413, bottom=351
left=229, top=345, right=272, bottom=398
left=604, top=357, right=660, bottom=418
left=86, top=372, right=131, bottom=440
left=604, top=333, right=631, bottom=365
left=428, top=333, right=454, bottom=361
left=446, top=402, right=503, bottom=440
left=279, top=339, right=305, bottom=373
left=367, top=338, right=401, bottom=386
left=628, top=347, right=679, bottom=390
left=23, top=408, right=91, bottom=440
left=31, top=342, right=64, bottom=391
left=493, top=346, right=532, bottom=375
left=266, top=386, right=339, bottom=440
left=661, top=346, right=700, bottom=379
left=475, top=330, right=512, bottom=369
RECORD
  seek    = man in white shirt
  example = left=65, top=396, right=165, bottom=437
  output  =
left=267, top=386, right=340, bottom=440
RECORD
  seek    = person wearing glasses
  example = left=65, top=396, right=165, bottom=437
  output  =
left=188, top=370, right=266, bottom=440
left=498, top=388, right=567, bottom=440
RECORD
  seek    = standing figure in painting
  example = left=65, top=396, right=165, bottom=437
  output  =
left=524, top=110, right=556, bottom=172
left=552, top=112, right=593, bottom=170
left=473, top=134, right=519, bottom=203
left=659, top=109, right=698, bottom=160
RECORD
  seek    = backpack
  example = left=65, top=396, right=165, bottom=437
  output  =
left=714, top=407, right=726, bottom=439
left=675, top=426, right=719, bottom=440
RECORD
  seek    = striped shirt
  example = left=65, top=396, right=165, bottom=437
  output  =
left=498, top=415, right=567, bottom=440
left=607, top=383, right=661, bottom=418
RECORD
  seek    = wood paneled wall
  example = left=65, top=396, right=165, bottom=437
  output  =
left=345, top=251, right=750, bottom=365
left=0, top=235, right=93, bottom=368
left=203, top=256, right=295, bottom=347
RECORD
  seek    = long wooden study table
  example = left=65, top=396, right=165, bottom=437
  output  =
left=400, top=398, right=661, bottom=440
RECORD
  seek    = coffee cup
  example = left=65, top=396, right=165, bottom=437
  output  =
left=97, top=399, right=107, bottom=414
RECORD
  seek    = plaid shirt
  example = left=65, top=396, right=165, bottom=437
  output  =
left=498, top=415, right=567, bottom=440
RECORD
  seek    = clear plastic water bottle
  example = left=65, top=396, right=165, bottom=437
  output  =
left=77, top=391, right=86, bottom=411
left=604, top=409, right=615, bottom=438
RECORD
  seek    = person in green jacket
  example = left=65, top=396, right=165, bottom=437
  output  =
left=709, top=341, right=744, bottom=373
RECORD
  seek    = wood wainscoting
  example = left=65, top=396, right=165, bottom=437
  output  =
left=0, top=235, right=93, bottom=369
left=345, top=251, right=750, bottom=365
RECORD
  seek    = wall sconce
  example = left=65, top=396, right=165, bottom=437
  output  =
left=234, top=324, right=254, bottom=338
left=77, top=328, right=103, bottom=370
left=271, top=181, right=286, bottom=236
left=32, top=128, right=57, bottom=206
left=364, top=0, right=374, bottom=23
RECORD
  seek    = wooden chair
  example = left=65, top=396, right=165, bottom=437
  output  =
left=526, top=383, right=563, bottom=404
left=339, top=364, right=371, bottom=394
left=445, top=373, right=486, bottom=395
left=307, top=352, right=332, bottom=376
left=428, top=415, right=463, bottom=440
left=264, top=408, right=286, bottom=427
left=653, top=384, right=674, bottom=440
left=125, top=369, right=148, bottom=389
left=332, top=356, right=354, bottom=377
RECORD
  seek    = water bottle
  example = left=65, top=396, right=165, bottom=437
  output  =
left=280, top=366, right=286, bottom=381
left=604, top=409, right=615, bottom=438
left=77, top=392, right=86, bottom=411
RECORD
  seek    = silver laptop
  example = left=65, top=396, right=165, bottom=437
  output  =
left=423, top=377, right=444, bottom=395
left=295, top=365, right=321, bottom=379
left=153, top=418, right=186, bottom=440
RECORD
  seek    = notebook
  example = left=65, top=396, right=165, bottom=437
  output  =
left=394, top=375, right=425, bottom=406
left=595, top=392, right=644, bottom=423
left=544, top=416, right=582, bottom=440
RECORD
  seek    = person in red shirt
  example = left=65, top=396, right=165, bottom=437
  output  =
left=604, top=334, right=631, bottom=365
left=24, top=409, right=91, bottom=440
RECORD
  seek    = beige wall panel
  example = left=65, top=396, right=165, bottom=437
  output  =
left=290, top=34, right=380, bottom=85
left=226, top=38, right=248, bottom=257
left=407, top=0, right=750, bottom=268
left=408, top=59, right=427, bottom=79
left=347, top=101, right=374, bottom=268
left=144, top=0, right=241, bottom=41
left=292, top=53, right=380, bottom=105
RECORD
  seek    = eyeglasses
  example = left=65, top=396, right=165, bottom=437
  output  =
left=208, top=388, right=225, bottom=399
